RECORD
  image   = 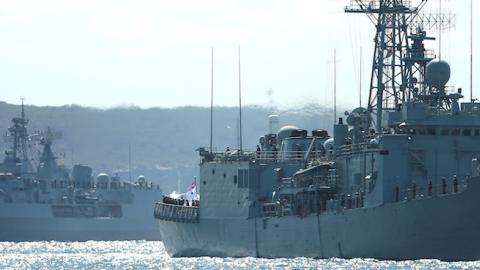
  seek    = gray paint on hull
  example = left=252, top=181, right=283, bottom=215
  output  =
left=157, top=178, right=480, bottom=260
left=0, top=216, right=160, bottom=241
left=0, top=191, right=161, bottom=241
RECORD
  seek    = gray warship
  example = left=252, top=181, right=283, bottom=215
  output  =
left=155, top=0, right=480, bottom=260
left=0, top=102, right=162, bottom=241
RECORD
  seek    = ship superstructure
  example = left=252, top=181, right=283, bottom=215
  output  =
left=0, top=103, right=162, bottom=241
left=154, top=0, right=480, bottom=260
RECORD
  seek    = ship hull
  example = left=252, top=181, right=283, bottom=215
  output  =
left=157, top=177, right=480, bottom=260
left=0, top=216, right=159, bottom=241
left=0, top=201, right=160, bottom=241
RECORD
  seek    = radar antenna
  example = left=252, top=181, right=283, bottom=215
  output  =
left=8, top=98, right=30, bottom=162
left=345, top=0, right=428, bottom=132
left=3, top=99, right=35, bottom=175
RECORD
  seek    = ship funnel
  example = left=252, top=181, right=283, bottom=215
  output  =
left=72, top=164, right=93, bottom=182
left=334, top=118, right=348, bottom=148
left=268, top=115, right=279, bottom=134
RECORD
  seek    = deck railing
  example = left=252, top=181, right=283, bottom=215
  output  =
left=154, top=202, right=199, bottom=223
left=204, top=150, right=327, bottom=163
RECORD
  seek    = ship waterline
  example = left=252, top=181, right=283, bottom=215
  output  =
left=1, top=197, right=160, bottom=241
left=158, top=177, right=480, bottom=260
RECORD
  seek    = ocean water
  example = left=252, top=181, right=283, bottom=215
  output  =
left=0, top=241, right=479, bottom=270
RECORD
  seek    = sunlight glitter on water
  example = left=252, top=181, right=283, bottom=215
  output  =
left=0, top=241, right=479, bottom=270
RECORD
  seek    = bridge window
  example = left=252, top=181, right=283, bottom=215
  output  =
left=463, top=129, right=472, bottom=136
left=475, top=129, right=480, bottom=136
left=452, top=129, right=461, bottom=136
left=418, top=129, right=426, bottom=135
left=427, top=129, right=436, bottom=135
left=233, top=176, right=237, bottom=185
left=441, top=129, right=449, bottom=136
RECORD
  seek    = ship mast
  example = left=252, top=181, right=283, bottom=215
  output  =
left=128, top=144, right=132, bottom=182
left=9, top=98, right=30, bottom=162
left=37, top=127, right=60, bottom=179
left=210, top=47, right=214, bottom=152
left=470, top=0, right=474, bottom=102
left=5, top=99, right=33, bottom=175
left=345, top=0, right=428, bottom=132
left=359, top=47, right=362, bottom=108
left=334, top=48, right=337, bottom=124
left=237, top=45, right=243, bottom=153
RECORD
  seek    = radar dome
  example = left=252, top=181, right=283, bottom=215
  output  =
left=96, top=173, right=110, bottom=183
left=426, top=61, right=450, bottom=88
left=277, top=125, right=299, bottom=144
left=137, top=175, right=146, bottom=183
left=277, top=125, right=298, bottom=134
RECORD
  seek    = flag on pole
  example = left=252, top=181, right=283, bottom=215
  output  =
left=186, top=176, right=197, bottom=206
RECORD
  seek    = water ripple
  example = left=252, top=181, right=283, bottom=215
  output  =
left=0, top=241, right=479, bottom=270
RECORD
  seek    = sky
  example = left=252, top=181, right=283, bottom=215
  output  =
left=0, top=0, right=477, bottom=109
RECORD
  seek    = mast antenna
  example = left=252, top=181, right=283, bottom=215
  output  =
left=21, top=98, right=25, bottom=119
left=210, top=47, right=214, bottom=152
left=128, top=144, right=132, bottom=182
left=359, top=47, right=362, bottom=108
left=334, top=48, right=337, bottom=124
left=438, top=0, right=442, bottom=60
left=471, top=0, right=474, bottom=102
left=238, top=45, right=243, bottom=153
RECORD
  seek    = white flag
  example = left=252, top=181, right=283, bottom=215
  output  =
left=186, top=177, right=197, bottom=205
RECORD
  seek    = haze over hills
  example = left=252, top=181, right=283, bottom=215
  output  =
left=0, top=101, right=337, bottom=193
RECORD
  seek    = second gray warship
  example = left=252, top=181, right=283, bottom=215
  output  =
left=155, top=0, right=480, bottom=261
left=0, top=102, right=162, bottom=241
